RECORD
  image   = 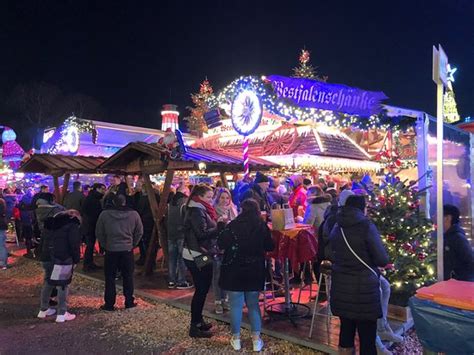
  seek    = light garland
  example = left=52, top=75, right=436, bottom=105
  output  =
left=48, top=116, right=97, bottom=155
left=214, top=76, right=392, bottom=130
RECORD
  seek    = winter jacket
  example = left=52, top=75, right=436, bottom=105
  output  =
left=167, top=191, right=187, bottom=241
left=182, top=200, right=221, bottom=259
left=96, top=206, right=143, bottom=252
left=289, top=186, right=307, bottom=217
left=240, top=184, right=271, bottom=213
left=218, top=214, right=274, bottom=291
left=63, top=190, right=85, bottom=211
left=18, top=193, right=34, bottom=225
left=303, top=195, right=332, bottom=230
left=136, top=191, right=160, bottom=232
left=44, top=213, right=81, bottom=265
left=36, top=199, right=65, bottom=235
left=444, top=224, right=474, bottom=281
left=0, top=198, right=7, bottom=230
left=329, top=206, right=389, bottom=321
left=81, top=190, right=104, bottom=237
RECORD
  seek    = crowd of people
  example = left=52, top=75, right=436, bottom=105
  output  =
left=0, top=171, right=472, bottom=353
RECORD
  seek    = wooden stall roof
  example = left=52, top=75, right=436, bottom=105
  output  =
left=98, top=142, right=280, bottom=174
left=18, top=154, right=111, bottom=175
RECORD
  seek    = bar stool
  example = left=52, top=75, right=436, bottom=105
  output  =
left=308, top=260, right=333, bottom=338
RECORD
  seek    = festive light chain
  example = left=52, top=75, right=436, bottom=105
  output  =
left=214, top=76, right=391, bottom=130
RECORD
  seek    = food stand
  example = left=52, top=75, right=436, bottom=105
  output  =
left=97, top=141, right=279, bottom=275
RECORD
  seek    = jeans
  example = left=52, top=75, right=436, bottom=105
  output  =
left=0, top=230, right=7, bottom=267
left=39, top=262, right=68, bottom=315
left=104, top=250, right=135, bottom=307
left=228, top=291, right=262, bottom=336
left=168, top=239, right=186, bottom=284
left=339, top=317, right=377, bottom=355
left=184, top=259, right=213, bottom=324
left=378, top=276, right=390, bottom=332
left=212, top=259, right=227, bottom=302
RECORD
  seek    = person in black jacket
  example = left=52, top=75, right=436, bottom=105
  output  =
left=218, top=198, right=274, bottom=352
left=443, top=204, right=474, bottom=281
left=329, top=195, right=389, bottom=355
left=81, top=183, right=106, bottom=272
left=182, top=184, right=224, bottom=338
left=37, top=210, right=81, bottom=323
left=239, top=172, right=272, bottom=213
left=135, top=187, right=160, bottom=266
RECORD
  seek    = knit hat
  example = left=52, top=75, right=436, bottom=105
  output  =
left=338, top=190, right=355, bottom=207
left=254, top=172, right=269, bottom=184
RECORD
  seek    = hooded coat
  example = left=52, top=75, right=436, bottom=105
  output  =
left=218, top=213, right=274, bottom=291
left=44, top=213, right=81, bottom=265
left=329, top=206, right=389, bottom=321
left=95, top=206, right=143, bottom=252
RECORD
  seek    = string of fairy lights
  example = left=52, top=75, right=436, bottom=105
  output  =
left=213, top=76, right=391, bottom=130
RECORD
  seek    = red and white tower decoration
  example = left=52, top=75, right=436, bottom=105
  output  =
left=161, top=104, right=179, bottom=132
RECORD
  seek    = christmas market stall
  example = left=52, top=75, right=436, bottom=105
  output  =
left=97, top=139, right=279, bottom=275
left=183, top=49, right=473, bottom=319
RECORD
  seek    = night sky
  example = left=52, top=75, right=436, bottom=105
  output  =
left=1, top=0, right=473, bottom=133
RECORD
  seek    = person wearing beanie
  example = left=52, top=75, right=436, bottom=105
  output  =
left=288, top=175, right=307, bottom=218
left=329, top=195, right=389, bottom=355
left=239, top=172, right=271, bottom=213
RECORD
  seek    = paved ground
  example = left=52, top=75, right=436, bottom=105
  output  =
left=0, top=254, right=321, bottom=354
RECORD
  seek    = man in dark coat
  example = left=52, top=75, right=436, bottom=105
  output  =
left=81, top=183, right=106, bottom=272
left=239, top=172, right=271, bottom=213
left=63, top=181, right=85, bottom=211
left=135, top=188, right=160, bottom=266
left=329, top=195, right=389, bottom=355
left=443, top=204, right=474, bottom=281
left=19, top=189, right=35, bottom=257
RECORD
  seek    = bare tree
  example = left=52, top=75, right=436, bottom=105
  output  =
left=8, top=82, right=63, bottom=127
left=54, top=93, right=106, bottom=120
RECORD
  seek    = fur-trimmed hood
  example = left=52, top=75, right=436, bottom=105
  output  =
left=44, top=212, right=80, bottom=231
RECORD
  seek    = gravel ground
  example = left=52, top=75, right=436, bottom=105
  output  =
left=0, top=255, right=320, bottom=354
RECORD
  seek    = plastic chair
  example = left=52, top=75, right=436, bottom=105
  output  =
left=308, top=260, right=333, bottom=338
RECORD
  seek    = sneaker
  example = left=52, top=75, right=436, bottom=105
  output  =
left=215, top=302, right=224, bottom=314
left=0, top=266, right=7, bottom=270
left=37, top=308, right=56, bottom=318
left=176, top=281, right=193, bottom=290
left=253, top=338, right=264, bottom=352
left=168, top=282, right=176, bottom=289
left=230, top=337, right=241, bottom=351
left=56, top=312, right=76, bottom=323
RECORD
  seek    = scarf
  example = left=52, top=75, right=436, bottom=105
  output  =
left=192, top=195, right=218, bottom=222
left=215, top=204, right=238, bottom=220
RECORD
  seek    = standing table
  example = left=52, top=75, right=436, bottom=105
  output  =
left=266, top=223, right=318, bottom=326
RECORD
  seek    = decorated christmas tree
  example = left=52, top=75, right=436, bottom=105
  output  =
left=367, top=175, right=436, bottom=306
left=443, top=89, right=460, bottom=123
left=184, top=79, right=217, bottom=136
left=292, top=49, right=327, bottom=82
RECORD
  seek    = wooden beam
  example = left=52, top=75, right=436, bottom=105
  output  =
left=52, top=175, right=61, bottom=203
left=61, top=173, right=71, bottom=205
left=141, top=163, right=175, bottom=275
left=219, top=171, right=229, bottom=189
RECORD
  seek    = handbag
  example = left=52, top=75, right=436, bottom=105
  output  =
left=49, top=263, right=74, bottom=286
left=271, top=203, right=296, bottom=231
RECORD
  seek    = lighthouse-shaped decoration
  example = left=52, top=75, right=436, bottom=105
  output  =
left=161, top=104, right=179, bottom=132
